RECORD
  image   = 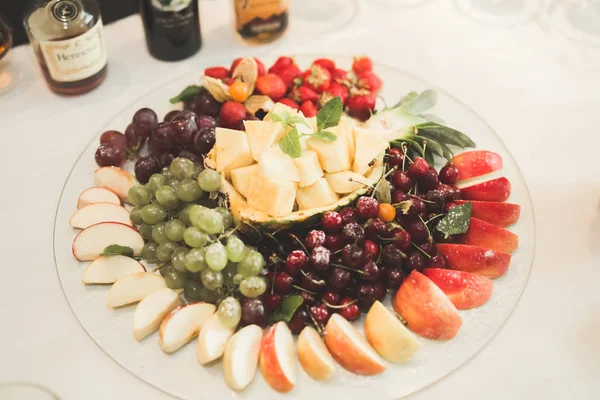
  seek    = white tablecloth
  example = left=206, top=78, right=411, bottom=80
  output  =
left=1, top=1, right=599, bottom=399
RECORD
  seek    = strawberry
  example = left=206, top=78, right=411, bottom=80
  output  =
left=268, top=56, right=294, bottom=74
left=300, top=101, right=318, bottom=118
left=320, top=83, right=349, bottom=106
left=230, top=57, right=266, bottom=76
left=204, top=66, right=229, bottom=80
left=291, top=85, right=319, bottom=103
left=302, top=64, right=332, bottom=93
left=347, top=93, right=376, bottom=121
left=277, top=64, right=302, bottom=89
left=255, top=73, right=287, bottom=101
left=357, top=71, right=383, bottom=94
left=279, top=98, right=300, bottom=110
left=332, top=68, right=350, bottom=85
left=219, top=101, right=247, bottom=129
left=352, top=56, right=373, bottom=74
left=312, top=58, right=336, bottom=73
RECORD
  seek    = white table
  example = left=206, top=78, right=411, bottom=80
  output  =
left=1, top=1, right=599, bottom=399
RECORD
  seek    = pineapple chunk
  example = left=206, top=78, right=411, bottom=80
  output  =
left=306, top=116, right=318, bottom=133
left=265, top=102, right=298, bottom=121
left=325, top=170, right=370, bottom=194
left=259, top=145, right=300, bottom=182
left=293, top=150, right=323, bottom=188
left=231, top=164, right=260, bottom=198
left=244, top=120, right=286, bottom=162
left=296, top=178, right=338, bottom=210
left=352, top=127, right=389, bottom=175
left=340, top=116, right=357, bottom=162
left=306, top=124, right=351, bottom=173
left=247, top=176, right=297, bottom=217
left=215, top=128, right=254, bottom=178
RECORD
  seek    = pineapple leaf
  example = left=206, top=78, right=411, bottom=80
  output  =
left=416, top=123, right=476, bottom=148
left=399, top=90, right=438, bottom=115
left=439, top=142, right=454, bottom=160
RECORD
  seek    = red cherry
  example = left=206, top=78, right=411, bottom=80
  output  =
left=274, top=272, right=294, bottom=295
left=391, top=229, right=411, bottom=251
left=387, top=148, right=405, bottom=167
left=339, top=297, right=360, bottom=321
left=392, top=170, right=413, bottom=193
left=407, top=157, right=430, bottom=180
left=324, top=234, right=343, bottom=251
left=439, top=163, right=461, bottom=185
left=262, top=293, right=283, bottom=312
left=288, top=308, right=309, bottom=334
left=321, top=290, right=340, bottom=306
left=285, top=250, right=308, bottom=276
left=363, top=240, right=379, bottom=260
left=305, top=230, right=326, bottom=250
left=310, top=304, right=331, bottom=325
left=356, top=196, right=380, bottom=220
left=321, top=211, right=343, bottom=233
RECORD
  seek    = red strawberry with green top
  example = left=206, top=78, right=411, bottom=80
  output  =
left=357, top=71, right=383, bottom=94
left=277, top=64, right=302, bottom=89
left=352, top=56, right=373, bottom=74
left=291, top=85, right=319, bottom=104
left=219, top=101, right=247, bottom=129
left=320, top=83, right=349, bottom=106
left=347, top=93, right=376, bottom=121
left=302, top=64, right=332, bottom=93
left=332, top=68, right=350, bottom=85
left=300, top=101, right=318, bottom=118
left=312, top=58, right=336, bottom=73
left=279, top=98, right=300, bottom=110
left=268, top=56, right=294, bottom=74
left=255, top=73, right=287, bottom=101
left=204, top=66, right=229, bottom=79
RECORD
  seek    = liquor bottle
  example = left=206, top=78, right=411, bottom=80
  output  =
left=24, top=0, right=107, bottom=95
left=234, top=0, right=289, bottom=45
left=139, top=0, right=202, bottom=61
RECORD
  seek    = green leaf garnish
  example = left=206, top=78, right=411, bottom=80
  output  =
left=100, top=245, right=134, bottom=258
left=278, top=126, right=302, bottom=158
left=311, top=131, right=337, bottom=142
left=267, top=111, right=285, bottom=123
left=316, top=97, right=343, bottom=131
left=286, top=115, right=312, bottom=129
left=270, top=295, right=304, bottom=323
left=374, top=179, right=391, bottom=204
left=169, top=85, right=203, bottom=104
left=436, top=202, right=472, bottom=239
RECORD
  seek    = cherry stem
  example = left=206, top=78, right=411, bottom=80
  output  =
left=411, top=242, right=432, bottom=259
left=292, top=285, right=318, bottom=295
left=331, top=263, right=366, bottom=275
left=417, top=214, right=433, bottom=242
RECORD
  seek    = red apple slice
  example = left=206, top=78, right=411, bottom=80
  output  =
left=297, top=326, right=336, bottom=382
left=423, top=268, right=494, bottom=310
left=72, top=222, right=144, bottom=261
left=82, top=255, right=146, bottom=284
left=455, top=200, right=520, bottom=227
left=393, top=271, right=462, bottom=340
left=159, top=302, right=215, bottom=354
left=452, top=150, right=502, bottom=181
left=324, top=313, right=386, bottom=376
left=223, top=325, right=263, bottom=391
left=106, top=272, right=166, bottom=308
left=77, top=187, right=121, bottom=208
left=197, top=313, right=235, bottom=365
left=460, top=177, right=511, bottom=202
left=94, top=166, right=135, bottom=203
left=259, top=321, right=296, bottom=393
left=133, top=288, right=182, bottom=341
left=436, top=243, right=511, bottom=278
left=70, top=202, right=132, bottom=229
left=461, top=217, right=519, bottom=253
left=364, top=301, right=421, bottom=363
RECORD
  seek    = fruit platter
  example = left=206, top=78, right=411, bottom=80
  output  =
left=53, top=55, right=534, bottom=399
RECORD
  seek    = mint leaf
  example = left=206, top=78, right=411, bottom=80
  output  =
left=267, top=111, right=284, bottom=123
left=436, top=202, right=472, bottom=239
left=316, top=97, right=343, bottom=131
left=278, top=126, right=301, bottom=158
left=169, top=85, right=203, bottom=104
left=270, top=295, right=304, bottom=323
left=286, top=115, right=312, bottom=129
left=101, top=245, right=134, bottom=258
left=311, top=131, right=337, bottom=142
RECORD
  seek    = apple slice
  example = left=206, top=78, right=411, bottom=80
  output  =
left=159, top=302, right=215, bottom=354
left=423, top=268, right=493, bottom=310
left=197, top=313, right=235, bottom=365
left=70, top=202, right=132, bottom=229
left=461, top=217, right=519, bottom=253
left=452, top=150, right=503, bottom=181
left=82, top=255, right=145, bottom=284
left=455, top=200, right=521, bottom=227
left=72, top=222, right=144, bottom=261
left=106, top=272, right=166, bottom=308
left=324, top=313, right=386, bottom=376
left=259, top=321, right=296, bottom=393
left=297, top=326, right=336, bottom=381
left=393, top=271, right=462, bottom=340
left=77, top=187, right=120, bottom=208
left=436, top=244, right=511, bottom=278
left=222, top=324, right=263, bottom=391
left=460, top=177, right=511, bottom=202
left=94, top=166, right=136, bottom=203
left=364, top=301, right=421, bottom=363
left=133, top=288, right=182, bottom=341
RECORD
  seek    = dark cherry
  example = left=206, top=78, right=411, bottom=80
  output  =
left=390, top=229, right=412, bottom=251
left=310, top=304, right=331, bottom=325
left=419, top=167, right=439, bottom=192
left=339, top=207, right=358, bottom=224
left=425, top=189, right=446, bottom=213
left=100, top=130, right=127, bottom=149
left=373, top=282, right=386, bottom=301
left=450, top=185, right=462, bottom=200
left=356, top=196, right=380, bottom=220
left=436, top=183, right=457, bottom=202
left=341, top=244, right=364, bottom=269
left=392, top=190, right=407, bottom=204
left=361, top=260, right=381, bottom=281
left=364, top=218, right=387, bottom=241
left=419, top=242, right=436, bottom=257
left=321, top=290, right=340, bottom=306
left=286, top=250, right=308, bottom=276
left=363, top=240, right=379, bottom=260
left=132, top=108, right=158, bottom=138
left=391, top=170, right=413, bottom=193
left=407, top=197, right=427, bottom=216
left=339, top=297, right=360, bottom=321
left=262, top=293, right=283, bottom=312
left=327, top=268, right=351, bottom=290
left=321, top=211, right=343, bottom=233
left=305, top=230, right=326, bottom=250
left=192, top=127, right=216, bottom=155
left=428, top=253, right=448, bottom=269
left=384, top=267, right=404, bottom=290
left=300, top=270, right=326, bottom=292
left=299, top=291, right=317, bottom=306
left=134, top=155, right=161, bottom=184
left=288, top=308, right=309, bottom=335
left=356, top=283, right=378, bottom=308
left=407, top=157, right=430, bottom=179
left=195, top=114, right=217, bottom=130
left=381, top=244, right=404, bottom=268
left=405, top=251, right=426, bottom=273
left=164, top=110, right=180, bottom=122
left=439, top=163, right=461, bottom=185
left=324, top=234, right=343, bottom=251
left=95, top=145, right=125, bottom=167
left=274, top=272, right=294, bottom=295
left=340, top=222, right=365, bottom=245
left=310, top=246, right=331, bottom=272
left=386, top=147, right=405, bottom=167
left=241, top=298, right=268, bottom=327
left=405, top=219, right=429, bottom=244
left=171, top=116, right=198, bottom=146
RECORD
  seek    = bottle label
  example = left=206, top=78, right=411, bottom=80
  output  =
left=234, top=0, right=289, bottom=34
left=151, top=0, right=195, bottom=31
left=39, top=20, right=107, bottom=83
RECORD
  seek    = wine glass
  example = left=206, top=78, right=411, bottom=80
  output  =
left=453, top=0, right=543, bottom=27
left=549, top=0, right=600, bottom=47
left=289, top=0, right=360, bottom=37
left=0, top=15, right=19, bottom=95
